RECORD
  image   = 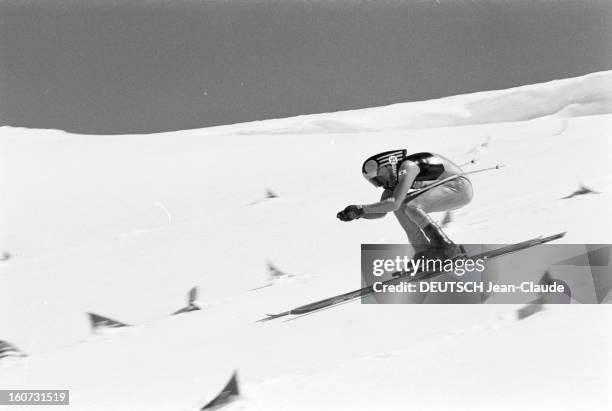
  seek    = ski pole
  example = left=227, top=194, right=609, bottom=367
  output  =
left=407, top=164, right=505, bottom=198
left=462, top=164, right=505, bottom=175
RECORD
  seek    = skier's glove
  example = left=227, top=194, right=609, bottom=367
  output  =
left=337, top=205, right=365, bottom=222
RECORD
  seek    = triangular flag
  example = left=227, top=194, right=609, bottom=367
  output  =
left=88, top=312, right=129, bottom=331
left=172, top=287, right=202, bottom=315
left=0, top=340, right=27, bottom=359
left=201, top=371, right=240, bottom=410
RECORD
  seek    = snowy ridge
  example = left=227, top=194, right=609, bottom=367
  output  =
left=1, top=70, right=611, bottom=139
left=207, top=70, right=612, bottom=135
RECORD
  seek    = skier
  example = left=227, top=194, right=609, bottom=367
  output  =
left=337, top=150, right=473, bottom=259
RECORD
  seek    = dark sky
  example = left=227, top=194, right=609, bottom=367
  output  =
left=1, top=0, right=610, bottom=135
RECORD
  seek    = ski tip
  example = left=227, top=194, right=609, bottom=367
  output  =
left=550, top=231, right=567, bottom=240
left=257, top=313, right=284, bottom=322
left=537, top=232, right=566, bottom=242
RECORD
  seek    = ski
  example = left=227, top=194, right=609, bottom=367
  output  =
left=258, top=232, right=566, bottom=322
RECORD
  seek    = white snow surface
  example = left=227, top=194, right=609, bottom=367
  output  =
left=1, top=71, right=611, bottom=410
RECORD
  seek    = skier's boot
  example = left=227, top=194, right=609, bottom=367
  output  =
left=413, top=223, right=465, bottom=261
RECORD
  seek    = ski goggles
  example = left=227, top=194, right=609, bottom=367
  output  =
left=363, top=159, right=382, bottom=186
left=363, top=161, right=396, bottom=189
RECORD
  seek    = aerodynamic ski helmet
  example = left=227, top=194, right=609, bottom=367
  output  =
left=362, top=149, right=407, bottom=189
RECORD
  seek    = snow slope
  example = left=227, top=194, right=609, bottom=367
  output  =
left=1, top=72, right=611, bottom=410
